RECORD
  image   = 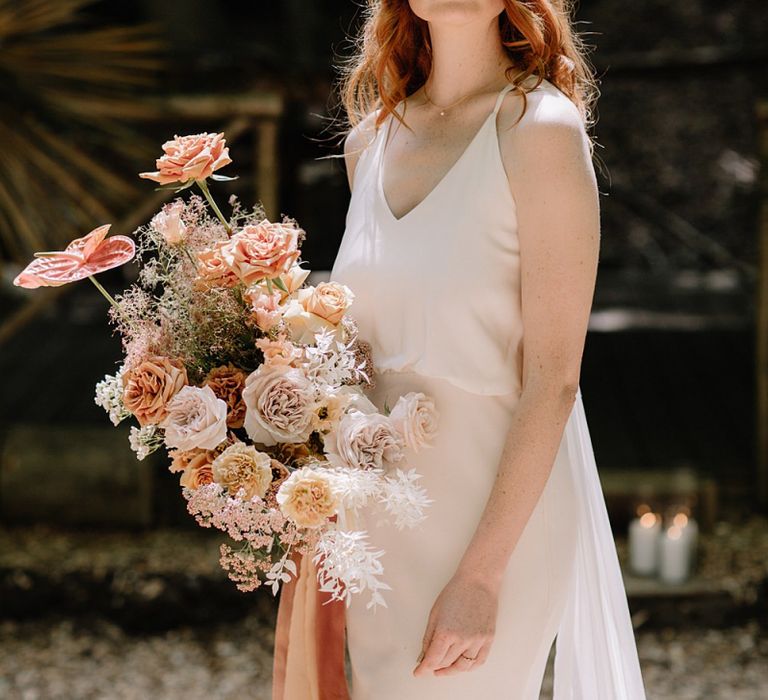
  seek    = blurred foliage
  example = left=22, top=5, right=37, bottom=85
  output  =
left=0, top=0, right=166, bottom=262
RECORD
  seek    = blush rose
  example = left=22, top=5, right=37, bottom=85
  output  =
left=388, top=391, right=440, bottom=452
left=242, top=365, right=317, bottom=446
left=323, top=409, right=406, bottom=471
left=162, top=385, right=228, bottom=451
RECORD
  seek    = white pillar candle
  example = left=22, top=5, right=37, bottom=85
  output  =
left=659, top=524, right=692, bottom=584
left=672, top=512, right=698, bottom=568
left=628, top=511, right=661, bottom=576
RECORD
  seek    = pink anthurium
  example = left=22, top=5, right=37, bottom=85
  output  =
left=13, top=224, right=135, bottom=316
left=13, top=224, right=135, bottom=289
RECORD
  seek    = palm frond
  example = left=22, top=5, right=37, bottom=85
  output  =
left=0, top=0, right=167, bottom=261
left=0, top=0, right=89, bottom=37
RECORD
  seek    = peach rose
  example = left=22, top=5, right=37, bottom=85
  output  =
left=122, top=356, right=188, bottom=426
left=179, top=454, right=215, bottom=490
left=197, top=241, right=239, bottom=288
left=244, top=287, right=284, bottom=332
left=203, top=364, right=247, bottom=429
left=323, top=409, right=405, bottom=471
left=242, top=364, right=317, bottom=446
left=139, top=132, right=232, bottom=185
left=255, top=334, right=303, bottom=367
left=162, top=385, right=228, bottom=451
left=301, top=282, right=354, bottom=325
left=222, top=219, right=301, bottom=285
left=388, top=392, right=439, bottom=452
left=276, top=264, right=311, bottom=302
left=276, top=466, right=339, bottom=528
left=211, top=442, right=273, bottom=500
left=169, top=447, right=211, bottom=474
left=281, top=297, right=338, bottom=345
left=151, top=201, right=187, bottom=245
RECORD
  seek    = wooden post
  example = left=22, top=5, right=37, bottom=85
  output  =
left=256, top=118, right=279, bottom=220
left=756, top=99, right=768, bottom=509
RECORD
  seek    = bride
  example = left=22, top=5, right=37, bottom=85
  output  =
left=275, top=1, right=648, bottom=698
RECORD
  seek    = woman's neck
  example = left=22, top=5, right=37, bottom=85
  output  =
left=422, top=14, right=516, bottom=103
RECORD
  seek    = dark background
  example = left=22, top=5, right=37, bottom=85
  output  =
left=0, top=3, right=767, bottom=698
left=1, top=0, right=764, bottom=505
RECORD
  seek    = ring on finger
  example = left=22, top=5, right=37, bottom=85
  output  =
left=459, top=653, right=477, bottom=662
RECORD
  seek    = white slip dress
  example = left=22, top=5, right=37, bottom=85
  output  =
left=328, top=79, right=647, bottom=700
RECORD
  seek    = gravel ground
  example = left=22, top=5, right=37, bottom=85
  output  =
left=1, top=516, right=767, bottom=699
left=0, top=616, right=766, bottom=700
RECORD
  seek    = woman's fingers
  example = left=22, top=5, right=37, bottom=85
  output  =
left=416, top=611, right=437, bottom=665
left=472, top=640, right=491, bottom=666
left=412, top=631, right=454, bottom=676
left=432, top=638, right=488, bottom=676
left=435, top=641, right=460, bottom=669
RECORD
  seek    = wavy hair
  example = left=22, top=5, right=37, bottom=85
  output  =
left=334, top=0, right=599, bottom=148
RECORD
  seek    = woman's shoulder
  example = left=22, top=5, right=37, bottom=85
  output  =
left=512, top=76, right=584, bottom=131
left=343, top=109, right=382, bottom=189
left=498, top=76, right=594, bottom=186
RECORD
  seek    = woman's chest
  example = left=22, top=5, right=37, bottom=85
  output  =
left=331, top=169, right=520, bottom=309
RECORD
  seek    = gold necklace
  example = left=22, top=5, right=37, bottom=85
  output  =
left=422, top=78, right=507, bottom=116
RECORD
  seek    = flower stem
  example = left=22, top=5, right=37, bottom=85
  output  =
left=87, top=275, right=129, bottom=325
left=196, top=179, right=232, bottom=235
left=183, top=245, right=198, bottom=268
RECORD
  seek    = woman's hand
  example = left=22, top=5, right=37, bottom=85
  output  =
left=412, top=570, right=500, bottom=677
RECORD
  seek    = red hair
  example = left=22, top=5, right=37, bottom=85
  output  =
left=334, top=0, right=599, bottom=143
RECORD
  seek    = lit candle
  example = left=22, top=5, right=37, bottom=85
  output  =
left=659, top=524, right=692, bottom=584
left=629, top=510, right=661, bottom=576
left=672, top=511, right=699, bottom=568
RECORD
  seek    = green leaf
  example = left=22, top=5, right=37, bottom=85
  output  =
left=272, top=276, right=288, bottom=293
left=152, top=180, right=195, bottom=193
left=265, top=277, right=274, bottom=294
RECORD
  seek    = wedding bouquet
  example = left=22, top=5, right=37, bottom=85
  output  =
left=13, top=132, right=438, bottom=610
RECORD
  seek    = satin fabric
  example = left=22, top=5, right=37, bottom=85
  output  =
left=274, top=78, right=646, bottom=698
left=272, top=551, right=350, bottom=700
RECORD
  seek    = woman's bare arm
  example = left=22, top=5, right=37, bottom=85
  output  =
left=457, top=92, right=600, bottom=585
left=414, top=91, right=601, bottom=676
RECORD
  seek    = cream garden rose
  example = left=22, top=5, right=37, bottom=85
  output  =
left=388, top=391, right=439, bottom=452
left=302, top=282, right=354, bottom=325
left=212, top=442, right=273, bottom=500
left=242, top=364, right=317, bottom=446
left=276, top=466, right=339, bottom=528
left=281, top=282, right=353, bottom=345
left=323, top=409, right=405, bottom=471
left=162, top=385, right=228, bottom=451
left=276, top=263, right=311, bottom=302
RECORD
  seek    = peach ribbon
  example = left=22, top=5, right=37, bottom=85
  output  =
left=272, top=550, right=351, bottom=700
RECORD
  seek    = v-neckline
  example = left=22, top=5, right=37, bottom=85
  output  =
left=377, top=96, right=501, bottom=225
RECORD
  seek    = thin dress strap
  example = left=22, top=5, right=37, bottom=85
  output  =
left=492, top=82, right=516, bottom=115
